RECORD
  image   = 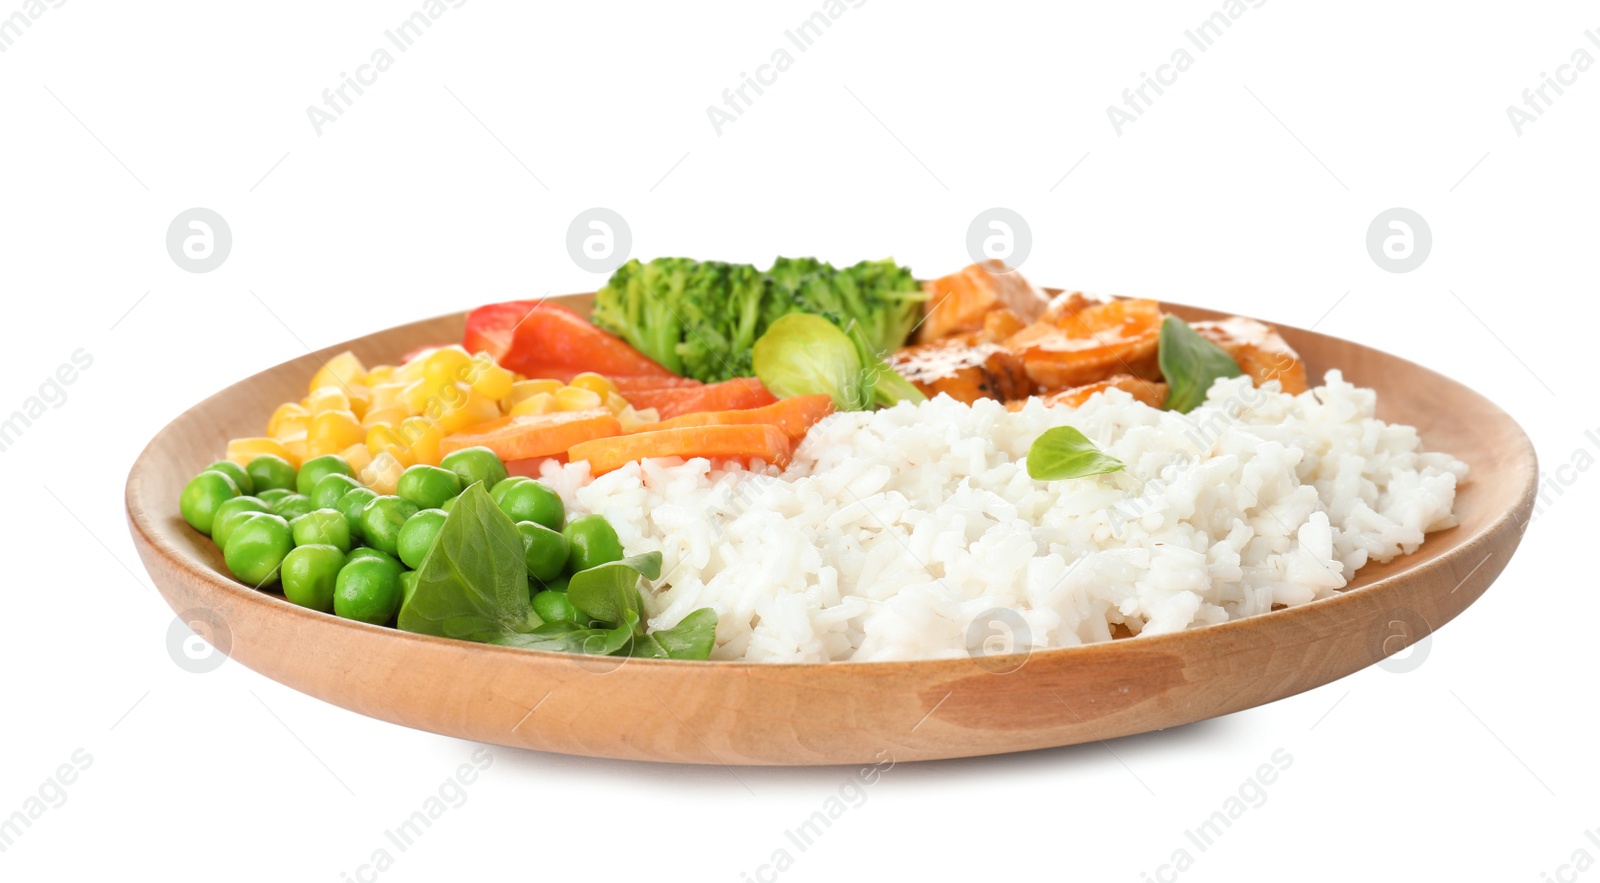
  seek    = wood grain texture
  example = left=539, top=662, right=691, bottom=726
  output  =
left=124, top=294, right=1537, bottom=765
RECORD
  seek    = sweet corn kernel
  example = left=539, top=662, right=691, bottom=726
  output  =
left=345, top=385, right=371, bottom=420
left=433, top=400, right=487, bottom=435
left=268, top=402, right=310, bottom=440
left=306, top=386, right=351, bottom=415
left=361, top=452, right=405, bottom=496
left=401, top=378, right=431, bottom=414
left=554, top=386, right=603, bottom=412
left=468, top=387, right=502, bottom=419
left=361, top=406, right=408, bottom=431
left=363, top=365, right=396, bottom=387
left=569, top=372, right=618, bottom=397
left=366, top=424, right=417, bottom=467
left=399, top=416, right=443, bottom=466
left=604, top=392, right=630, bottom=414
left=617, top=405, right=660, bottom=433
left=308, top=351, right=367, bottom=395
left=414, top=381, right=469, bottom=425
left=370, top=381, right=408, bottom=411
left=507, top=379, right=562, bottom=405
left=305, top=438, right=342, bottom=459
left=468, top=358, right=514, bottom=400
left=509, top=392, right=557, bottom=417
left=310, top=409, right=364, bottom=455
left=283, top=436, right=308, bottom=465
left=393, top=350, right=434, bottom=384
left=338, top=442, right=374, bottom=476
left=424, top=347, right=475, bottom=393
left=226, top=437, right=294, bottom=467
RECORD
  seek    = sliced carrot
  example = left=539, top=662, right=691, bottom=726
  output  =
left=568, top=424, right=793, bottom=475
left=440, top=409, right=621, bottom=461
left=621, top=377, right=777, bottom=420
left=638, top=394, right=834, bottom=441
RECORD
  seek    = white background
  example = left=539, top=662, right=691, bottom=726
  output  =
left=2, top=1, right=1595, bottom=880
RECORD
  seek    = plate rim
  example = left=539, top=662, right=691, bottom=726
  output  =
left=125, top=293, right=1539, bottom=674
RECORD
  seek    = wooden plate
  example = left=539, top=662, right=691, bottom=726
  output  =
left=125, top=295, right=1536, bottom=765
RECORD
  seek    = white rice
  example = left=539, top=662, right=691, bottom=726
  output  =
left=539, top=371, right=1467, bottom=663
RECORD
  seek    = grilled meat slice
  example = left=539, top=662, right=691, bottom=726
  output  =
left=1004, top=295, right=1164, bottom=391
left=1007, top=374, right=1169, bottom=411
left=916, top=260, right=1052, bottom=344
left=889, top=340, right=1031, bottom=404
left=1191, top=317, right=1309, bottom=395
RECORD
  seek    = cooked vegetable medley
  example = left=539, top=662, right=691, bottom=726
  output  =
left=180, top=257, right=1320, bottom=661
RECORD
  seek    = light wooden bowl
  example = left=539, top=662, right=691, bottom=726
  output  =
left=125, top=295, right=1536, bottom=765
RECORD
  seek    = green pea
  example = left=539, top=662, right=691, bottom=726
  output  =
left=336, top=487, right=379, bottom=539
left=400, top=569, right=421, bottom=607
left=360, top=495, right=418, bottom=557
left=311, top=473, right=364, bottom=510
left=396, top=508, right=448, bottom=569
left=532, top=590, right=581, bottom=624
left=497, top=478, right=564, bottom=531
left=397, top=465, right=462, bottom=511
left=539, top=574, right=570, bottom=594
left=517, top=521, right=569, bottom=583
left=205, top=461, right=254, bottom=496
left=334, top=556, right=404, bottom=624
left=246, top=455, right=297, bottom=494
left=257, top=487, right=295, bottom=506
left=296, top=454, right=353, bottom=496
left=180, top=470, right=241, bottom=536
left=212, top=496, right=271, bottom=549
left=281, top=544, right=345, bottom=612
left=488, top=475, right=529, bottom=506
left=271, top=493, right=316, bottom=521
left=223, top=512, right=293, bottom=587
left=440, top=446, right=508, bottom=492
left=345, top=546, right=401, bottom=569
left=562, top=513, right=624, bottom=574
left=291, top=508, right=352, bottom=552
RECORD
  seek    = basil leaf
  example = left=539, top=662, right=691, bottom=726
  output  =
left=567, top=551, right=663, bottom=625
left=626, top=636, right=672, bottom=659
left=650, top=607, right=718, bottom=660
left=1025, top=426, right=1125, bottom=482
left=492, top=611, right=639, bottom=655
left=397, top=481, right=533, bottom=642
left=1159, top=316, right=1242, bottom=414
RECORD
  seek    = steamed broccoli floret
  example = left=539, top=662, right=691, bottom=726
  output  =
left=592, top=257, right=689, bottom=375
left=590, top=255, right=924, bottom=383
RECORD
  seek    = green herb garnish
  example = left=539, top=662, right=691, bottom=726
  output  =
left=625, top=608, right=720, bottom=660
left=491, top=611, right=640, bottom=656
left=1158, top=316, right=1243, bottom=414
left=397, top=481, right=534, bottom=642
left=1025, top=426, right=1125, bottom=482
left=567, top=552, right=662, bottom=625
left=399, top=483, right=717, bottom=660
